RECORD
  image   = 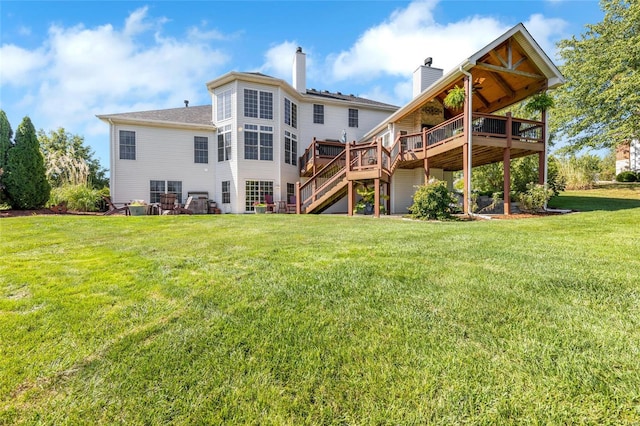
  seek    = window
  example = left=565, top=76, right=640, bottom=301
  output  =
left=244, top=124, right=273, bottom=161
left=287, top=183, right=295, bottom=203
left=149, top=180, right=182, bottom=204
left=217, top=125, right=231, bottom=162
left=222, top=181, right=231, bottom=204
left=284, top=131, right=297, bottom=166
left=119, top=130, right=136, bottom=160
left=313, top=104, right=324, bottom=124
left=150, top=180, right=165, bottom=203
left=168, top=181, right=182, bottom=204
left=216, top=89, right=232, bottom=121
left=285, top=99, right=298, bottom=128
left=244, top=89, right=273, bottom=119
left=348, top=108, right=359, bottom=128
left=194, top=136, right=208, bottom=163
left=245, top=180, right=273, bottom=211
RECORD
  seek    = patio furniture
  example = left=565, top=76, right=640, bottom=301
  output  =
left=102, top=195, right=130, bottom=216
left=159, top=193, right=193, bottom=215
left=276, top=200, right=287, bottom=213
left=264, top=194, right=276, bottom=213
left=286, top=196, right=297, bottom=213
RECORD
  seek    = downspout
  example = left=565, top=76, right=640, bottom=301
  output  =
left=459, top=66, right=475, bottom=217
left=543, top=107, right=549, bottom=210
left=108, top=119, right=115, bottom=201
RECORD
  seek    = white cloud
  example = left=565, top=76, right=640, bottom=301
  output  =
left=259, top=41, right=303, bottom=81
left=326, top=0, right=567, bottom=83
left=523, top=13, right=569, bottom=60
left=1, top=7, right=230, bottom=135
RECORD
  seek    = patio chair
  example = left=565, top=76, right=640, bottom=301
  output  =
left=102, top=195, right=130, bottom=216
left=159, top=193, right=193, bottom=215
left=264, top=194, right=276, bottom=213
left=286, top=195, right=297, bottom=213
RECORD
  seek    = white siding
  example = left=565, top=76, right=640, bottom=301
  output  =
left=391, top=169, right=424, bottom=214
left=111, top=124, right=216, bottom=205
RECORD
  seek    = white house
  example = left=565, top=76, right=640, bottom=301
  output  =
left=616, top=140, right=640, bottom=175
left=97, top=47, right=398, bottom=213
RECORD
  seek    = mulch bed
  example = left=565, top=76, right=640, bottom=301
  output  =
left=0, top=209, right=104, bottom=218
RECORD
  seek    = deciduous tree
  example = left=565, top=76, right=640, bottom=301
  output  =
left=552, top=0, right=639, bottom=150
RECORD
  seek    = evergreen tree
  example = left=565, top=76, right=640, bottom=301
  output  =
left=4, top=117, right=51, bottom=209
left=0, top=110, right=13, bottom=204
left=552, top=0, right=639, bottom=150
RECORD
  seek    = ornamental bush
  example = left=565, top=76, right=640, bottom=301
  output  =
left=517, top=183, right=554, bottom=213
left=408, top=180, right=458, bottom=220
left=616, top=171, right=637, bottom=182
left=49, top=184, right=106, bottom=212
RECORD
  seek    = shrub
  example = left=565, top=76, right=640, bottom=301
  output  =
left=616, top=171, right=637, bottom=182
left=49, top=184, right=104, bottom=212
left=517, top=183, right=553, bottom=213
left=409, top=180, right=457, bottom=220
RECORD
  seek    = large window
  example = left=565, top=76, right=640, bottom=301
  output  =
left=284, top=131, right=297, bottom=166
left=216, top=89, right=232, bottom=121
left=245, top=180, right=273, bottom=211
left=194, top=136, right=208, bottom=164
left=150, top=180, right=183, bottom=204
left=348, top=108, right=359, bottom=128
left=217, top=125, right=231, bottom=162
left=222, top=181, right=231, bottom=204
left=119, top=130, right=136, bottom=160
left=244, top=124, right=273, bottom=161
left=285, top=98, right=297, bottom=128
left=244, top=89, right=273, bottom=119
left=287, top=183, right=295, bottom=203
left=313, top=104, right=324, bottom=124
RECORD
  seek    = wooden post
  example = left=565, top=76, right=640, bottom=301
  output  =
left=374, top=178, right=380, bottom=218
left=386, top=181, right=391, bottom=215
left=377, top=138, right=382, bottom=170
left=462, top=142, right=469, bottom=214
left=539, top=108, right=547, bottom=185
left=347, top=180, right=354, bottom=216
left=503, top=148, right=511, bottom=215
left=423, top=157, right=430, bottom=184
left=295, top=182, right=301, bottom=214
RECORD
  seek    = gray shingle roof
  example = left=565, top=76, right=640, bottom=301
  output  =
left=99, top=105, right=212, bottom=126
left=305, top=89, right=398, bottom=109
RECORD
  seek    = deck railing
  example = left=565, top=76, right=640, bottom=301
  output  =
left=298, top=151, right=347, bottom=213
left=299, top=139, right=346, bottom=174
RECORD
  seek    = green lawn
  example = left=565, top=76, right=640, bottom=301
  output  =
left=1, top=188, right=639, bottom=424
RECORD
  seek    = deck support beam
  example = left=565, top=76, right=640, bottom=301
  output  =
left=503, top=148, right=511, bottom=215
left=462, top=142, right=469, bottom=214
left=347, top=180, right=355, bottom=216
left=374, top=178, right=381, bottom=218
left=423, top=157, right=430, bottom=183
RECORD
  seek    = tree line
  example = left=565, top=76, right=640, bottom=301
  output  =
left=0, top=110, right=108, bottom=210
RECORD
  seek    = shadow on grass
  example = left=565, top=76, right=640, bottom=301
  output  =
left=549, top=196, right=640, bottom=212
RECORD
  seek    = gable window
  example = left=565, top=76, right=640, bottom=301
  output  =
left=313, top=104, right=324, bottom=124
left=244, top=89, right=273, bottom=120
left=245, top=180, right=273, bottom=211
left=119, top=130, right=136, bottom=160
left=217, top=125, right=231, bottom=162
left=222, top=181, right=231, bottom=204
left=348, top=108, right=359, bottom=128
left=216, top=89, right=232, bottom=121
left=150, top=180, right=183, bottom=204
left=194, top=136, right=208, bottom=164
left=244, top=124, right=273, bottom=161
left=285, top=98, right=297, bottom=128
left=284, top=131, right=297, bottom=166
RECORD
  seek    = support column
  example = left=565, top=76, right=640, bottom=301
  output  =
left=386, top=181, right=391, bottom=215
left=295, top=182, right=301, bottom=214
left=462, top=143, right=469, bottom=214
left=503, top=148, right=511, bottom=215
left=347, top=180, right=354, bottom=216
left=374, top=178, right=380, bottom=218
left=538, top=151, right=546, bottom=185
left=423, top=157, right=430, bottom=184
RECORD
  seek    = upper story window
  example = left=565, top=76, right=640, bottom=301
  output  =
left=216, top=89, right=232, bottom=121
left=119, top=130, right=136, bottom=160
left=217, top=124, right=232, bottom=162
left=313, top=104, right=324, bottom=124
left=244, top=124, right=273, bottom=161
left=348, top=108, right=359, bottom=128
left=244, top=89, right=273, bottom=120
left=284, top=131, right=297, bottom=166
left=194, top=136, right=208, bottom=164
left=285, top=98, right=297, bottom=128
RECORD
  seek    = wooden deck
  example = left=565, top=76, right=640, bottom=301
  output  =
left=296, top=112, right=545, bottom=215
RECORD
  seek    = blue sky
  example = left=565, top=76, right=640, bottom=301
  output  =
left=1, top=0, right=604, bottom=171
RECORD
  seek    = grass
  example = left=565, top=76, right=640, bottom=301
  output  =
left=1, top=187, right=639, bottom=424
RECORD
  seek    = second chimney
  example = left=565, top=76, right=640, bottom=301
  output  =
left=413, top=59, right=443, bottom=97
left=292, top=47, right=306, bottom=93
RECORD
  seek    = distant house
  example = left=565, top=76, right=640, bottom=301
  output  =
left=98, top=23, right=564, bottom=216
left=616, top=140, right=640, bottom=175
